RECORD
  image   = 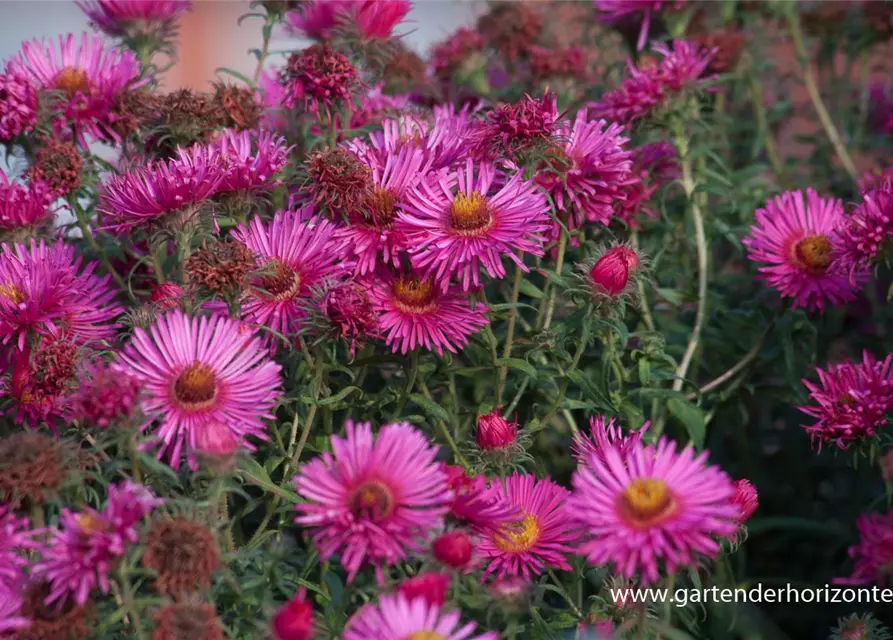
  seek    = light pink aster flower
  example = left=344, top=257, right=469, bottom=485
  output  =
left=837, top=509, right=893, bottom=585
left=98, top=144, right=224, bottom=233
left=0, top=71, right=38, bottom=141
left=335, top=143, right=425, bottom=275
left=232, top=209, right=349, bottom=339
left=0, top=240, right=121, bottom=351
left=837, top=181, right=893, bottom=278
left=6, top=32, right=144, bottom=143
left=368, top=270, right=489, bottom=356
left=443, top=464, right=520, bottom=531
left=572, top=415, right=650, bottom=467
left=0, top=506, right=34, bottom=634
left=537, top=112, right=635, bottom=230
left=594, top=1, right=685, bottom=50
left=0, top=174, right=53, bottom=231
left=114, top=310, right=283, bottom=468
left=400, top=160, right=551, bottom=292
left=212, top=128, right=291, bottom=195
left=294, top=420, right=452, bottom=583
left=476, top=473, right=578, bottom=581
left=76, top=1, right=192, bottom=38
left=568, top=436, right=739, bottom=585
left=799, top=351, right=893, bottom=450
left=589, top=40, right=715, bottom=125
left=743, top=189, right=869, bottom=312
left=33, top=481, right=161, bottom=606
left=344, top=593, right=498, bottom=640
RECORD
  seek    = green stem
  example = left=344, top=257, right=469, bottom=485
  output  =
left=547, top=568, right=584, bottom=620
left=419, top=379, right=470, bottom=469
left=503, top=376, right=530, bottom=420
left=631, top=231, right=656, bottom=332
left=390, top=351, right=419, bottom=421
left=117, top=565, right=147, bottom=640
left=744, top=64, right=793, bottom=190
left=252, top=18, right=273, bottom=84
left=541, top=230, right=568, bottom=331
left=497, top=257, right=524, bottom=405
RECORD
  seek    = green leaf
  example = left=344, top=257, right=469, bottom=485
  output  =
left=318, top=385, right=362, bottom=406
left=518, top=279, right=544, bottom=299
left=137, top=452, right=182, bottom=485
left=239, top=457, right=300, bottom=504
left=409, top=394, right=451, bottom=423
left=214, top=67, right=253, bottom=86
left=667, top=397, right=706, bottom=449
left=656, top=287, right=685, bottom=306
left=494, top=357, right=538, bottom=379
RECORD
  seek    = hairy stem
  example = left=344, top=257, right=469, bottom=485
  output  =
left=419, top=379, right=470, bottom=469
left=497, top=257, right=524, bottom=405
left=630, top=230, right=656, bottom=332
left=541, top=230, right=568, bottom=331
left=744, top=63, right=793, bottom=190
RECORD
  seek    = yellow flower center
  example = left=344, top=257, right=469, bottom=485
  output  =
left=260, top=260, right=302, bottom=300
left=349, top=480, right=394, bottom=521
left=173, top=362, right=218, bottom=410
left=55, top=67, right=91, bottom=98
left=393, top=276, right=437, bottom=314
left=617, top=478, right=677, bottom=528
left=791, top=234, right=833, bottom=275
left=449, top=191, right=492, bottom=236
left=76, top=512, right=108, bottom=534
left=0, top=283, right=25, bottom=305
left=494, top=513, right=541, bottom=553
left=406, top=633, right=446, bottom=640
left=364, top=186, right=397, bottom=228
left=396, top=132, right=426, bottom=151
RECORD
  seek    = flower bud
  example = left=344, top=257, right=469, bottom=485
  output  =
left=589, top=246, right=640, bottom=296
left=432, top=530, right=473, bottom=568
left=396, top=572, right=451, bottom=607
left=272, top=588, right=313, bottom=640
left=730, top=478, right=758, bottom=523
left=476, top=410, right=518, bottom=451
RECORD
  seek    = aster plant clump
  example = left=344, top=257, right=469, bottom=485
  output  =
left=3, top=1, right=893, bottom=639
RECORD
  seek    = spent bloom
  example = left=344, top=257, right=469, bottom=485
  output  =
left=305, top=147, right=372, bottom=215
left=141, top=517, right=221, bottom=595
left=0, top=70, right=38, bottom=141
left=27, top=137, right=84, bottom=197
left=743, top=189, right=869, bottom=312
left=799, top=351, right=893, bottom=450
left=476, top=1, right=542, bottom=63
left=3, top=335, right=79, bottom=427
left=568, top=436, right=739, bottom=585
left=477, top=473, right=578, bottom=581
left=572, top=415, right=650, bottom=467
left=114, top=310, right=283, bottom=468
left=153, top=602, right=225, bottom=640
left=294, top=420, right=452, bottom=582
left=280, top=43, right=358, bottom=116
left=476, top=410, right=518, bottom=451
left=0, top=432, right=66, bottom=507
left=0, top=173, right=53, bottom=231
left=76, top=1, right=192, bottom=39
left=471, top=92, right=562, bottom=160
left=838, top=509, right=893, bottom=585
left=272, top=588, right=314, bottom=640
left=396, top=572, right=451, bottom=607
left=33, top=481, right=161, bottom=606
left=594, top=1, right=685, bottom=50
left=316, top=280, right=379, bottom=357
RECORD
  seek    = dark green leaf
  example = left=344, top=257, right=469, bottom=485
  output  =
left=667, top=397, right=706, bottom=449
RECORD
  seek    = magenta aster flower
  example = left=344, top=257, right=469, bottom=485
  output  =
left=568, top=436, right=739, bottom=585
left=594, top=1, right=685, bottom=50
left=114, top=310, right=283, bottom=468
left=470, top=92, right=562, bottom=160
left=0, top=240, right=121, bottom=351
left=400, top=159, right=551, bottom=292
left=280, top=43, right=358, bottom=117
left=537, top=112, right=634, bottom=229
left=838, top=509, right=893, bottom=585
left=352, top=0, right=412, bottom=39
left=476, top=473, right=577, bottom=581
left=589, top=40, right=715, bottom=125
left=232, top=209, right=349, bottom=339
left=6, top=32, right=144, bottom=142
left=349, top=84, right=410, bottom=130
left=743, top=189, right=869, bottom=312
left=3, top=335, right=79, bottom=428
left=294, top=420, right=451, bottom=582
left=344, top=593, right=498, bottom=640
left=33, top=481, right=161, bottom=606
left=869, top=83, right=893, bottom=136
left=0, top=71, right=38, bottom=141
left=799, top=351, right=893, bottom=450
left=335, top=144, right=425, bottom=276
left=285, top=0, right=350, bottom=40
left=317, top=280, right=379, bottom=357
left=0, top=174, right=53, bottom=231
left=368, top=270, right=489, bottom=356
left=572, top=415, right=650, bottom=467
left=443, top=464, right=520, bottom=531
left=837, top=182, right=893, bottom=277
left=730, top=479, right=758, bottom=524
left=76, top=0, right=192, bottom=38
left=68, top=360, right=141, bottom=429
left=98, top=144, right=224, bottom=233
left=0, top=506, right=34, bottom=634
left=212, top=128, right=291, bottom=195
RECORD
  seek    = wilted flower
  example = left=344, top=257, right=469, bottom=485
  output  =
left=0, top=432, right=65, bottom=506
left=212, top=82, right=263, bottom=131
left=68, top=360, right=141, bottom=429
left=470, top=92, right=562, bottom=160
left=152, top=602, right=225, bottom=640
left=272, top=588, right=314, bottom=640
left=0, top=173, right=53, bottom=232
left=185, top=240, right=257, bottom=298
left=431, top=27, right=486, bottom=82
left=4, top=335, right=80, bottom=428
left=305, top=147, right=372, bottom=214
left=27, top=137, right=84, bottom=198
left=317, top=280, right=379, bottom=357
left=280, top=43, right=358, bottom=116
left=13, top=580, right=92, bottom=639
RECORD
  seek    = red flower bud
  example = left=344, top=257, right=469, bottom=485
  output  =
left=730, top=478, right=758, bottom=523
left=272, top=589, right=313, bottom=640
left=589, top=246, right=640, bottom=296
left=476, top=410, right=518, bottom=450
left=396, top=572, right=451, bottom=607
left=432, top=530, right=473, bottom=568
left=149, top=282, right=185, bottom=310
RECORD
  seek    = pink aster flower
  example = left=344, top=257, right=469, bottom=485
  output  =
left=76, top=0, right=192, bottom=39
left=294, top=420, right=452, bottom=583
left=0, top=506, right=34, bottom=634
left=837, top=181, right=893, bottom=278
left=537, top=112, right=634, bottom=230
left=68, top=360, right=141, bottom=429
left=352, top=0, right=412, bottom=39
left=335, top=143, right=425, bottom=275
left=443, top=464, right=520, bottom=531
left=471, top=92, right=562, bottom=160
left=0, top=240, right=121, bottom=351
left=476, top=473, right=577, bottom=581
left=114, top=310, right=283, bottom=468
left=572, top=415, right=650, bottom=467
left=396, top=573, right=451, bottom=608
left=232, top=209, right=349, bottom=339
left=284, top=0, right=350, bottom=40
left=568, top=436, right=739, bottom=585
left=0, top=71, right=38, bottom=141
left=280, top=43, right=358, bottom=117
left=400, top=159, right=551, bottom=292
left=6, top=32, right=144, bottom=143
left=98, top=144, right=224, bottom=233
left=0, top=174, right=53, bottom=231
left=799, top=351, right=893, bottom=450
left=212, top=128, right=291, bottom=195
left=33, top=481, right=161, bottom=606
left=838, top=509, right=893, bottom=586
left=476, top=410, right=518, bottom=451
left=743, top=189, right=869, bottom=312
left=594, top=1, right=685, bottom=50
left=344, top=593, right=498, bottom=640
left=368, top=270, right=489, bottom=356
left=589, top=40, right=715, bottom=125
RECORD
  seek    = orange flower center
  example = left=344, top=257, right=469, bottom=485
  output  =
left=173, top=362, right=217, bottom=410
left=364, top=186, right=397, bottom=228
left=494, top=513, right=541, bottom=553
left=260, top=261, right=301, bottom=300
left=617, top=478, right=677, bottom=528
left=791, top=234, right=833, bottom=275
left=349, top=480, right=394, bottom=521
left=55, top=67, right=91, bottom=98
left=406, top=633, right=446, bottom=640
left=393, top=276, right=437, bottom=314
left=76, top=512, right=109, bottom=534
left=396, top=132, right=426, bottom=151
left=0, top=283, right=25, bottom=305
left=449, top=191, right=492, bottom=236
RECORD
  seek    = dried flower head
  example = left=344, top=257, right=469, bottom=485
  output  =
left=152, top=602, right=225, bottom=640
left=16, top=580, right=92, bottom=640
left=145, top=89, right=225, bottom=156
left=108, top=87, right=158, bottom=138
left=185, top=240, right=257, bottom=298
left=212, top=82, right=263, bottom=131
left=316, top=280, right=379, bottom=357
left=280, top=43, right=358, bottom=116
left=476, top=2, right=543, bottom=62
left=471, top=92, right=562, bottom=160
left=27, top=137, right=84, bottom=197
left=305, top=148, right=371, bottom=214
left=382, top=44, right=427, bottom=94
left=142, top=517, right=221, bottom=596
left=0, top=432, right=64, bottom=507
